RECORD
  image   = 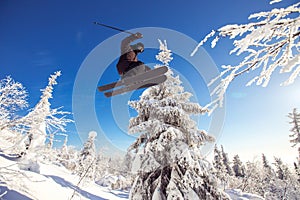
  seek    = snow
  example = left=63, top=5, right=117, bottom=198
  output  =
left=89, top=131, right=97, bottom=138
left=0, top=120, right=265, bottom=200
left=226, top=189, right=264, bottom=200
left=0, top=153, right=129, bottom=200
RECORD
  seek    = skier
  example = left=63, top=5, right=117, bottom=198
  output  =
left=97, top=26, right=168, bottom=97
left=116, top=32, right=151, bottom=79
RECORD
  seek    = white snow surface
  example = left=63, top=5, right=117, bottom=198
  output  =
left=226, top=189, right=265, bottom=200
left=0, top=151, right=266, bottom=200
left=0, top=122, right=264, bottom=200
left=0, top=153, right=129, bottom=200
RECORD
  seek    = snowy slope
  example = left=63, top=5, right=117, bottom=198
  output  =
left=0, top=153, right=129, bottom=200
left=0, top=152, right=265, bottom=200
left=226, top=189, right=265, bottom=200
left=0, top=131, right=264, bottom=200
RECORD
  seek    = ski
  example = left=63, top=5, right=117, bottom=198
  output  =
left=104, top=75, right=167, bottom=97
left=98, top=66, right=168, bottom=92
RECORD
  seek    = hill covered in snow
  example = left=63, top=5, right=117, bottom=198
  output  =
left=0, top=151, right=129, bottom=200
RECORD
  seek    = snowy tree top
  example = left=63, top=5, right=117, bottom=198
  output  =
left=156, top=39, right=173, bottom=66
left=40, top=71, right=62, bottom=100
left=89, top=131, right=97, bottom=139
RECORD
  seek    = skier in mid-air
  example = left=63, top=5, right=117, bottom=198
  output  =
left=96, top=23, right=168, bottom=97
left=116, top=32, right=151, bottom=79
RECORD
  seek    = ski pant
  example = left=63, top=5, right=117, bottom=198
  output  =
left=122, top=61, right=151, bottom=79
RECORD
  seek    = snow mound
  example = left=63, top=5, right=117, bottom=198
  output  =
left=0, top=153, right=128, bottom=200
left=0, top=151, right=266, bottom=200
left=226, top=189, right=265, bottom=200
left=96, top=174, right=131, bottom=190
left=18, top=158, right=40, bottom=173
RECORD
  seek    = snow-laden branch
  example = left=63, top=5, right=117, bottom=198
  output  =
left=192, top=2, right=300, bottom=110
left=270, top=0, right=282, bottom=4
left=0, top=76, right=28, bottom=130
left=20, top=71, right=73, bottom=151
left=156, top=39, right=173, bottom=66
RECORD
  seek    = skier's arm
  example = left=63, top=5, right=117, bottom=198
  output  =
left=120, top=32, right=143, bottom=54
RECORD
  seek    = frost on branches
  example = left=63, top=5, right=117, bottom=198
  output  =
left=0, top=76, right=28, bottom=131
left=192, top=2, right=300, bottom=110
left=128, top=40, right=229, bottom=200
left=77, top=131, right=97, bottom=182
left=21, top=71, right=73, bottom=153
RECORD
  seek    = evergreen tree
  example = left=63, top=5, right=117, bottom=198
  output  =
left=77, top=131, right=97, bottom=182
left=213, top=145, right=227, bottom=184
left=271, top=157, right=300, bottom=199
left=213, top=145, right=235, bottom=190
left=288, top=108, right=300, bottom=165
left=262, top=154, right=271, bottom=170
left=57, top=134, right=78, bottom=170
left=261, top=154, right=274, bottom=180
left=259, top=154, right=276, bottom=197
left=123, top=151, right=134, bottom=175
left=22, top=71, right=72, bottom=153
left=128, top=40, right=228, bottom=200
left=273, top=157, right=290, bottom=181
left=293, top=162, right=300, bottom=183
left=232, top=154, right=245, bottom=178
left=221, top=145, right=233, bottom=176
left=241, top=161, right=262, bottom=194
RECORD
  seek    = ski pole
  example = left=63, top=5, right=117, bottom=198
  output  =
left=93, top=21, right=135, bottom=35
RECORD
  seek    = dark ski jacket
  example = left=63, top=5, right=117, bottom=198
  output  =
left=116, top=34, right=140, bottom=75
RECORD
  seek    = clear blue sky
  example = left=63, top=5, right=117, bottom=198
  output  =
left=1, top=0, right=299, bottom=163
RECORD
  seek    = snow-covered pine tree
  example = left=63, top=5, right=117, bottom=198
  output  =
left=0, top=76, right=28, bottom=131
left=21, top=71, right=72, bottom=153
left=288, top=108, right=300, bottom=165
left=58, top=134, right=68, bottom=160
left=213, top=145, right=228, bottom=188
left=273, top=157, right=290, bottom=181
left=261, top=154, right=274, bottom=183
left=294, top=162, right=300, bottom=183
left=272, top=157, right=300, bottom=199
left=128, top=40, right=229, bottom=200
left=221, top=145, right=233, bottom=176
left=238, top=161, right=259, bottom=193
left=63, top=145, right=79, bottom=171
left=259, top=154, right=276, bottom=197
left=123, top=151, right=134, bottom=176
left=261, top=153, right=274, bottom=179
left=77, top=131, right=97, bottom=182
left=262, top=154, right=271, bottom=170
left=57, top=134, right=77, bottom=170
left=232, top=154, right=245, bottom=178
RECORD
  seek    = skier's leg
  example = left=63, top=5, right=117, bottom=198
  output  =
left=122, top=62, right=151, bottom=79
left=134, top=61, right=151, bottom=74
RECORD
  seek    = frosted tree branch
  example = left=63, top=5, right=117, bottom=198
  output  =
left=156, top=39, right=173, bottom=66
left=192, top=2, right=300, bottom=109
